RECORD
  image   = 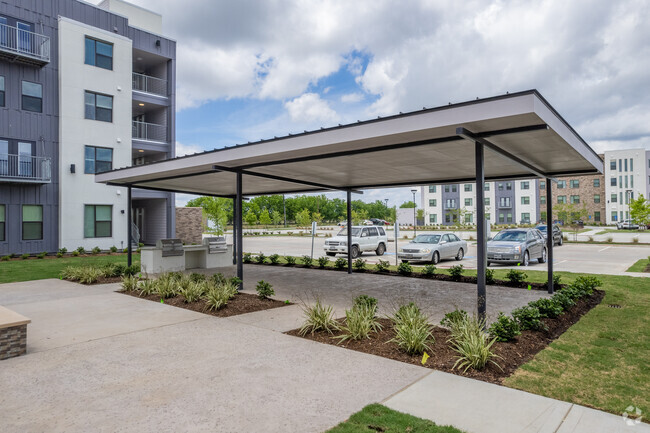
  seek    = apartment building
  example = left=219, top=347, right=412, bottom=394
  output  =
left=537, top=174, right=605, bottom=224
left=604, top=149, right=650, bottom=224
left=0, top=0, right=176, bottom=255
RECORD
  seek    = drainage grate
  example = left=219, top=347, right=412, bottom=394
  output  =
left=608, top=304, right=622, bottom=309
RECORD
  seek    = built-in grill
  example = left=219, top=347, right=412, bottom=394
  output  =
left=204, top=236, right=227, bottom=254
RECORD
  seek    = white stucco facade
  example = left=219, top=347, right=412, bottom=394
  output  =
left=98, top=0, right=163, bottom=35
left=515, top=180, right=536, bottom=224
left=58, top=17, right=133, bottom=251
left=604, top=148, right=650, bottom=224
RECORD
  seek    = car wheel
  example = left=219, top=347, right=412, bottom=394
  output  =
left=326, top=252, right=336, bottom=257
left=431, top=251, right=440, bottom=265
left=521, top=250, right=530, bottom=266
left=350, top=245, right=360, bottom=259
left=455, top=248, right=464, bottom=261
left=487, top=261, right=491, bottom=267
left=539, top=247, right=547, bottom=264
left=375, top=243, right=386, bottom=256
left=558, top=236, right=563, bottom=246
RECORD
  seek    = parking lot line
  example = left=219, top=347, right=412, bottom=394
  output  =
left=598, top=246, right=611, bottom=252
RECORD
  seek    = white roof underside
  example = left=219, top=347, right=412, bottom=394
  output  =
left=96, top=91, right=603, bottom=197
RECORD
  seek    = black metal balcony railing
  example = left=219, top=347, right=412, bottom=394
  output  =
left=132, top=72, right=167, bottom=97
left=0, top=23, right=50, bottom=65
left=0, top=154, right=51, bottom=183
left=132, top=121, right=168, bottom=142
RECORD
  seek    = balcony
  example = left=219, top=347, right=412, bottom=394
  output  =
left=0, top=154, right=51, bottom=183
left=132, top=72, right=167, bottom=97
left=0, top=23, right=50, bottom=66
left=132, top=121, right=168, bottom=143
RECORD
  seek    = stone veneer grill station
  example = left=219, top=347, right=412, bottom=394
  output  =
left=96, top=90, right=604, bottom=320
left=0, top=305, right=31, bottom=360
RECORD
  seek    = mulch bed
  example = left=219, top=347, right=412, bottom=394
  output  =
left=286, top=289, right=605, bottom=384
left=120, top=290, right=290, bottom=318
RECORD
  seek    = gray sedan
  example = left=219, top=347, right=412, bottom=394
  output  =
left=487, top=228, right=547, bottom=266
left=398, top=233, right=467, bottom=264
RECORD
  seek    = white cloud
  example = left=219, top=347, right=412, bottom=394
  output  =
left=284, top=93, right=339, bottom=124
left=175, top=141, right=204, bottom=156
left=340, top=93, right=364, bottom=103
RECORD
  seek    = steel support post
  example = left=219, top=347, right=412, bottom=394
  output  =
left=236, top=172, right=243, bottom=290
left=475, top=142, right=487, bottom=322
left=127, top=186, right=132, bottom=267
left=347, top=189, right=352, bottom=274
left=546, top=179, right=554, bottom=294
left=232, top=197, right=238, bottom=265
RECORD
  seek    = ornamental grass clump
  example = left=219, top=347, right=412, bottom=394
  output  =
left=449, top=314, right=501, bottom=372
left=205, top=281, right=238, bottom=311
left=138, top=278, right=157, bottom=296
left=120, top=275, right=140, bottom=292
left=488, top=312, right=521, bottom=342
left=179, top=281, right=205, bottom=303
left=375, top=259, right=390, bottom=272
left=189, top=272, right=206, bottom=283
left=299, top=299, right=340, bottom=336
left=335, top=302, right=382, bottom=343
left=60, top=265, right=103, bottom=284
left=389, top=302, right=434, bottom=355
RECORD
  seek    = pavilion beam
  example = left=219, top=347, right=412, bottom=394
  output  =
left=475, top=142, right=487, bottom=322
left=236, top=171, right=243, bottom=290
left=347, top=189, right=352, bottom=274
left=127, top=185, right=132, bottom=268
left=546, top=179, right=554, bottom=294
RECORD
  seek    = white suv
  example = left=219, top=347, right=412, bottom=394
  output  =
left=324, top=226, right=388, bottom=259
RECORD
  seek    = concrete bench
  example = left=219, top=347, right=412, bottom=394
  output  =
left=0, top=305, right=31, bottom=360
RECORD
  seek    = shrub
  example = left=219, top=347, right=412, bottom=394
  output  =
left=440, top=308, right=468, bottom=329
left=300, top=255, right=313, bottom=267
left=353, top=258, right=366, bottom=271
left=56, top=252, right=63, bottom=258
left=156, top=275, right=178, bottom=299
left=189, top=272, right=206, bottom=283
left=101, top=263, right=124, bottom=278
left=606, top=236, right=613, bottom=243
left=485, top=268, right=496, bottom=285
left=421, top=264, right=436, bottom=277
left=243, top=253, right=253, bottom=263
left=179, top=281, right=205, bottom=303
left=511, top=305, right=545, bottom=331
left=397, top=261, right=413, bottom=275
left=108, top=245, right=118, bottom=253
left=229, top=276, right=242, bottom=288
left=488, top=312, right=521, bottom=342
left=317, top=256, right=329, bottom=268
left=299, top=299, right=340, bottom=336
left=121, top=275, right=140, bottom=292
left=285, top=255, right=297, bottom=266
left=72, top=250, right=79, bottom=257
left=123, top=265, right=139, bottom=277
left=389, top=302, right=434, bottom=355
left=1, top=255, right=10, bottom=261
left=58, top=247, right=67, bottom=254
left=269, top=253, right=281, bottom=265
left=571, top=275, right=601, bottom=296
left=205, top=282, right=238, bottom=311
left=449, top=264, right=464, bottom=281
left=449, top=315, right=501, bottom=372
left=334, top=257, right=347, bottom=270
left=256, top=280, right=274, bottom=299
left=353, top=294, right=377, bottom=310
left=211, top=273, right=226, bottom=285
left=545, top=273, right=562, bottom=289
left=36, top=251, right=47, bottom=259
left=138, top=279, right=157, bottom=296
left=91, top=246, right=101, bottom=255
left=529, top=298, right=563, bottom=318
left=61, top=266, right=104, bottom=284
left=255, top=253, right=267, bottom=264
left=375, top=259, right=390, bottom=272
left=552, top=291, right=576, bottom=310
left=505, top=269, right=527, bottom=285
left=21, top=253, right=30, bottom=260
left=632, top=237, right=639, bottom=243
left=336, top=303, right=382, bottom=343
left=76, top=247, right=86, bottom=254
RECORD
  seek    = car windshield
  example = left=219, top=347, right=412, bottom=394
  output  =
left=536, top=225, right=547, bottom=232
left=338, top=228, right=361, bottom=237
left=413, top=234, right=441, bottom=244
left=492, top=231, right=527, bottom=242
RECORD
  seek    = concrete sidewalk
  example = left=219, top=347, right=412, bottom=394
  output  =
left=384, top=370, right=650, bottom=433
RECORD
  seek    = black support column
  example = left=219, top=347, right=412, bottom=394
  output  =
left=127, top=186, right=132, bottom=267
left=236, top=172, right=243, bottom=290
left=347, top=189, right=352, bottom=274
left=232, top=197, right=238, bottom=265
left=546, top=179, right=554, bottom=294
left=475, top=142, right=487, bottom=322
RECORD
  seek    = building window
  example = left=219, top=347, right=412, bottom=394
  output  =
left=540, top=180, right=546, bottom=190
left=22, top=205, right=43, bottom=240
left=611, top=211, right=617, bottom=222
left=557, top=180, right=566, bottom=189
left=618, top=159, right=622, bottom=171
left=85, top=36, right=113, bottom=70
left=445, top=199, right=456, bottom=208
left=498, top=183, right=503, bottom=191
left=451, top=185, right=457, bottom=193
left=84, top=91, right=113, bottom=122
left=620, top=192, right=623, bottom=204
left=0, top=204, right=5, bottom=242
left=611, top=177, right=616, bottom=186
left=611, top=193, right=617, bottom=203
left=570, top=195, right=580, bottom=204
left=84, top=205, right=112, bottom=238
left=464, top=198, right=472, bottom=206
left=557, top=195, right=566, bottom=204
left=594, top=211, right=600, bottom=222
left=610, top=160, right=616, bottom=170
left=624, top=159, right=628, bottom=172
left=593, top=178, right=600, bottom=187
left=428, top=185, right=436, bottom=193
left=464, top=184, right=472, bottom=192
left=506, top=182, right=512, bottom=190
left=428, top=199, right=437, bottom=207
left=484, top=183, right=490, bottom=191
left=631, top=175, right=634, bottom=188
left=444, top=185, right=449, bottom=193
left=84, top=146, right=113, bottom=174
left=625, top=175, right=628, bottom=188
left=506, top=213, right=513, bottom=223
left=521, top=213, right=530, bottom=223
left=630, top=159, right=633, bottom=171
left=499, top=197, right=511, bottom=207
left=498, top=213, right=504, bottom=223
left=540, top=195, right=546, bottom=205
left=0, top=76, right=4, bottom=107
left=619, top=175, right=622, bottom=187
left=521, top=196, right=530, bottom=205
left=521, top=181, right=529, bottom=190
left=429, top=214, right=437, bottom=223
left=484, top=197, right=490, bottom=205
left=594, top=194, right=600, bottom=203
left=464, top=213, right=473, bottom=224
left=570, top=179, right=580, bottom=188
left=22, top=81, right=42, bottom=113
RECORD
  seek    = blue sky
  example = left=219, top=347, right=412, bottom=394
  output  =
left=109, top=0, right=650, bottom=207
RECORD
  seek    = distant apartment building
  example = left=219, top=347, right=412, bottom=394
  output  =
left=603, top=149, right=650, bottom=224
left=0, top=0, right=176, bottom=255
left=536, top=174, right=605, bottom=224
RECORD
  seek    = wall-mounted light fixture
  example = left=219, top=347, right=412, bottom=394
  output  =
left=70, top=164, right=75, bottom=173
left=155, top=39, right=161, bottom=47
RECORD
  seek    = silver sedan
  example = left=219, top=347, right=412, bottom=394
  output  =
left=398, top=233, right=468, bottom=264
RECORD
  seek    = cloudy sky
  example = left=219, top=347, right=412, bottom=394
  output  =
left=110, top=0, right=650, bottom=207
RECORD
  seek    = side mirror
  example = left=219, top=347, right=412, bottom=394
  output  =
left=440, top=240, right=447, bottom=244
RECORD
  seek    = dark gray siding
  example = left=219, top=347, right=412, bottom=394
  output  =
left=495, top=181, right=516, bottom=224
left=441, top=184, right=460, bottom=226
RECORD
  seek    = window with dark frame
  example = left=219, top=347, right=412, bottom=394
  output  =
left=84, top=91, right=113, bottom=122
left=22, top=81, right=42, bottom=112
left=557, top=195, right=566, bottom=204
left=521, top=181, right=529, bottom=190
left=611, top=193, right=617, bottom=203
left=84, top=36, right=113, bottom=70
left=84, top=146, right=113, bottom=174
left=570, top=179, right=580, bottom=188
left=428, top=199, right=436, bottom=207
left=22, top=205, right=42, bottom=240
left=0, top=76, right=5, bottom=107
left=464, top=198, right=472, bottom=206
left=84, top=205, right=112, bottom=238
left=610, top=160, right=616, bottom=170
left=594, top=211, right=600, bottom=222
left=593, top=178, right=600, bottom=187
left=539, top=180, right=545, bottom=190
left=521, top=196, right=530, bottom=205
left=464, top=184, right=472, bottom=192
left=0, top=204, right=5, bottom=242
left=557, top=180, right=566, bottom=189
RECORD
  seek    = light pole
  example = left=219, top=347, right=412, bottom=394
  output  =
left=283, top=194, right=286, bottom=227
left=626, top=189, right=633, bottom=222
left=384, top=198, right=389, bottom=220
left=411, top=188, right=417, bottom=238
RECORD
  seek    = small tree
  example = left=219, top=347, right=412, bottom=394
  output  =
left=259, top=210, right=272, bottom=227
left=271, top=209, right=282, bottom=226
left=351, top=209, right=369, bottom=225
left=399, top=201, right=416, bottom=208
left=630, top=195, right=650, bottom=229
left=295, top=208, right=311, bottom=227
left=312, top=212, right=323, bottom=224
left=244, top=209, right=258, bottom=227
left=416, top=208, right=425, bottom=226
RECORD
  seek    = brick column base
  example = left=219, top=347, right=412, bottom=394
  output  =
left=0, top=324, right=28, bottom=360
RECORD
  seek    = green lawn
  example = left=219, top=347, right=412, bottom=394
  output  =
left=0, top=254, right=140, bottom=284
left=595, top=229, right=648, bottom=235
left=327, top=404, right=464, bottom=433
left=627, top=258, right=650, bottom=273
